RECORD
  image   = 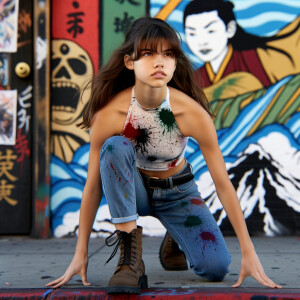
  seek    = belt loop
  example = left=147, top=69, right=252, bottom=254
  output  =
left=168, top=177, right=174, bottom=189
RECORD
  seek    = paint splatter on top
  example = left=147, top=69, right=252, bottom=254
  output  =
left=120, top=88, right=188, bottom=171
left=159, top=108, right=176, bottom=132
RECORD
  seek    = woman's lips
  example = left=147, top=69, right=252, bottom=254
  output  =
left=151, top=71, right=166, bottom=78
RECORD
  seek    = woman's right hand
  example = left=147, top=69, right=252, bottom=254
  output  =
left=46, top=252, right=91, bottom=288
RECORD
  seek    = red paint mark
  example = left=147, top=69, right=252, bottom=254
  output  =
left=168, top=159, right=178, bottom=169
left=191, top=199, right=204, bottom=206
left=123, top=141, right=128, bottom=145
left=110, top=163, right=122, bottom=182
left=200, top=231, right=216, bottom=243
left=18, top=287, right=299, bottom=299
left=200, top=231, right=217, bottom=250
left=123, top=120, right=140, bottom=140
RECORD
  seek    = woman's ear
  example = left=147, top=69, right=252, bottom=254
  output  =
left=124, top=55, right=134, bottom=70
left=226, top=20, right=237, bottom=39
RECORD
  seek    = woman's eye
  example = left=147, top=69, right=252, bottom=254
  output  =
left=143, top=52, right=152, bottom=56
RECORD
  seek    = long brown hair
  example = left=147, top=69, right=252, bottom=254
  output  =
left=80, top=17, right=212, bottom=128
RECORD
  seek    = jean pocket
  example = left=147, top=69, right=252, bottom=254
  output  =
left=174, top=179, right=195, bottom=193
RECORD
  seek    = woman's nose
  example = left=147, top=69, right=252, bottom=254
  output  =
left=154, top=55, right=164, bottom=67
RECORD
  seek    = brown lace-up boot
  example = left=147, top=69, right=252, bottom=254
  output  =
left=159, top=231, right=188, bottom=271
left=105, top=226, right=148, bottom=294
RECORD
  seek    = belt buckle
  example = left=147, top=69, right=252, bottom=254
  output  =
left=147, top=176, right=160, bottom=189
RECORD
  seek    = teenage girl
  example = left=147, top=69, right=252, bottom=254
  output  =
left=47, top=17, right=281, bottom=294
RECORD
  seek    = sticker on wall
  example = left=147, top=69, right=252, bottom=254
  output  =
left=0, top=90, right=17, bottom=145
left=0, top=0, right=19, bottom=52
left=0, top=53, right=9, bottom=86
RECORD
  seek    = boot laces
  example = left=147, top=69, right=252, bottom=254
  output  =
left=105, top=230, right=137, bottom=266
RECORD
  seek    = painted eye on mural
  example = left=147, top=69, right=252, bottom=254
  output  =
left=67, top=59, right=87, bottom=75
left=51, top=58, right=61, bottom=71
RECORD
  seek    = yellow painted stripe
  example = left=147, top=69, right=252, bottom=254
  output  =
left=155, top=0, right=181, bottom=20
left=240, top=94, right=255, bottom=109
left=278, top=87, right=300, bottom=119
left=213, top=44, right=233, bottom=84
left=213, top=100, right=224, bottom=115
left=205, top=62, right=215, bottom=83
left=248, top=85, right=284, bottom=136
left=222, top=105, right=231, bottom=122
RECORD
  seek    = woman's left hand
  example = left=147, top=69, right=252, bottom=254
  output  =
left=232, top=248, right=282, bottom=288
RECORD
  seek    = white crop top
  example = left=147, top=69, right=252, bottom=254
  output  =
left=120, top=87, right=188, bottom=171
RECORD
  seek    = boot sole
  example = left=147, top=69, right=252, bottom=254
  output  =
left=106, top=274, right=148, bottom=294
left=159, top=234, right=189, bottom=271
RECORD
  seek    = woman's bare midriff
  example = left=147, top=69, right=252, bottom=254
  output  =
left=138, top=158, right=186, bottom=179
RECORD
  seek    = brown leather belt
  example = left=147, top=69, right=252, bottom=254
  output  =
left=141, top=172, right=194, bottom=189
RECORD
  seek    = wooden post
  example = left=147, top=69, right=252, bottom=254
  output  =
left=31, top=0, right=51, bottom=238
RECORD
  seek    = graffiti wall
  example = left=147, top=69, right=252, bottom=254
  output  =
left=50, top=0, right=300, bottom=237
left=0, top=0, right=33, bottom=234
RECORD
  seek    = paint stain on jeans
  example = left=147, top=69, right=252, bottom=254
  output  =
left=181, top=201, right=188, bottom=207
left=110, top=163, right=122, bottom=182
left=200, top=231, right=217, bottom=249
left=184, top=216, right=202, bottom=227
left=107, top=145, right=114, bottom=152
left=191, top=199, right=204, bottom=206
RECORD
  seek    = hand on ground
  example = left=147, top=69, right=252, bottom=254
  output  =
left=232, top=249, right=282, bottom=288
left=46, top=254, right=91, bottom=289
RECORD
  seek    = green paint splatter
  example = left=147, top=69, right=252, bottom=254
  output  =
left=184, top=216, right=202, bottom=227
left=125, top=192, right=127, bottom=199
left=107, top=145, right=114, bottom=152
left=158, top=108, right=176, bottom=132
left=181, top=201, right=188, bottom=207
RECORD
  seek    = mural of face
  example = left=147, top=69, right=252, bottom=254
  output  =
left=51, top=39, right=93, bottom=162
left=185, top=10, right=236, bottom=63
left=51, top=39, right=93, bottom=125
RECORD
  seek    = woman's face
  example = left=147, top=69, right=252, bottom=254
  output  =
left=185, top=10, right=232, bottom=62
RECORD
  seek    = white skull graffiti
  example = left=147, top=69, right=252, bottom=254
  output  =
left=51, top=39, right=93, bottom=125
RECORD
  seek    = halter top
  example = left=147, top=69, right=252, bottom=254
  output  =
left=120, top=87, right=188, bottom=171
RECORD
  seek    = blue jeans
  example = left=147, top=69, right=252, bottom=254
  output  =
left=100, top=136, right=231, bottom=281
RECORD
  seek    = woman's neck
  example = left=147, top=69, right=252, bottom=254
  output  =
left=134, top=84, right=167, bottom=108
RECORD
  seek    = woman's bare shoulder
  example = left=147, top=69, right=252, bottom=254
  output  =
left=91, top=87, right=133, bottom=136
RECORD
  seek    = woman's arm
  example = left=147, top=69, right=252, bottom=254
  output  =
left=46, top=108, right=121, bottom=288
left=177, top=96, right=281, bottom=288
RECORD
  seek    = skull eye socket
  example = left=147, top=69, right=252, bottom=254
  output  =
left=52, top=58, right=61, bottom=71
left=67, top=58, right=87, bottom=75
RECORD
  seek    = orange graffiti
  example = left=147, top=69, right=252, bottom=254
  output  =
left=0, top=180, right=17, bottom=206
left=155, top=0, right=181, bottom=20
left=0, top=150, right=18, bottom=181
left=18, top=9, right=32, bottom=34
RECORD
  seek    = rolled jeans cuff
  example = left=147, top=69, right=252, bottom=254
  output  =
left=111, top=214, right=139, bottom=224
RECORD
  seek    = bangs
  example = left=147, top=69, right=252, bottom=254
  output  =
left=132, top=23, right=182, bottom=59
